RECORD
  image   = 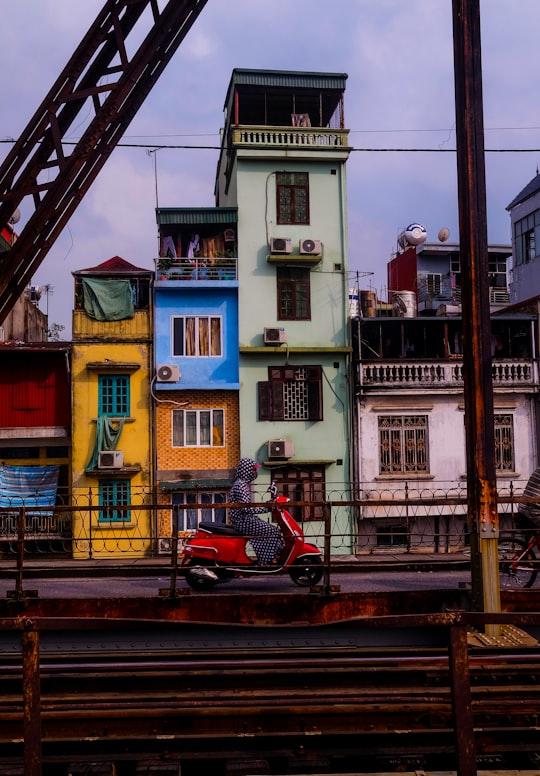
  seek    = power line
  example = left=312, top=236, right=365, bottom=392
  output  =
left=1, top=137, right=539, bottom=153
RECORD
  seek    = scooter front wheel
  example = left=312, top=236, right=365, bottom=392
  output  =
left=183, top=559, right=220, bottom=590
left=289, top=555, right=323, bottom=587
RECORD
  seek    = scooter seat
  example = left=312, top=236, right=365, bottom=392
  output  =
left=199, top=521, right=242, bottom=536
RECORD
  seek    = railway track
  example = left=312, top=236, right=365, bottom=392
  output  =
left=1, top=618, right=540, bottom=774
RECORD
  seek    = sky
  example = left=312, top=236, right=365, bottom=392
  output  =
left=2, top=0, right=540, bottom=335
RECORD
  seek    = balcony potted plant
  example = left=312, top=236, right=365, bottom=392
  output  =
left=157, top=256, right=175, bottom=279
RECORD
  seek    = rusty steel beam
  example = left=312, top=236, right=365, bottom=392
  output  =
left=452, top=0, right=500, bottom=616
left=0, top=0, right=208, bottom=324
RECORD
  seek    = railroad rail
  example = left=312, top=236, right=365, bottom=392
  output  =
left=1, top=612, right=540, bottom=775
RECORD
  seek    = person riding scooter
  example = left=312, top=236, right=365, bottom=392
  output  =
left=229, top=457, right=284, bottom=565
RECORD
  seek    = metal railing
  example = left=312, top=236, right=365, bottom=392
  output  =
left=361, top=358, right=536, bottom=387
left=155, top=256, right=237, bottom=281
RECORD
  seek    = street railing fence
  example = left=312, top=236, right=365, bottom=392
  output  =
left=0, top=479, right=533, bottom=562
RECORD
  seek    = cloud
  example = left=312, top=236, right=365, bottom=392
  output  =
left=3, top=0, right=540, bottom=330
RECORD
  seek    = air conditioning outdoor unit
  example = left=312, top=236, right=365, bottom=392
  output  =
left=299, top=238, right=322, bottom=255
left=270, top=237, right=292, bottom=254
left=158, top=537, right=172, bottom=554
left=268, top=439, right=295, bottom=459
left=263, top=327, right=286, bottom=345
left=98, top=450, right=124, bottom=469
left=157, top=364, right=180, bottom=382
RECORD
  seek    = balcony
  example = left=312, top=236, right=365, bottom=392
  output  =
left=155, top=257, right=237, bottom=282
left=360, top=358, right=537, bottom=390
left=231, top=125, right=350, bottom=151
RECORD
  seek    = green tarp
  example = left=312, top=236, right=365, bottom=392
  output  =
left=82, top=278, right=134, bottom=321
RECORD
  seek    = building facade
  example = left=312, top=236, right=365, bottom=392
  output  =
left=153, top=208, right=241, bottom=550
left=507, top=171, right=540, bottom=305
left=214, top=69, right=354, bottom=550
left=352, top=312, right=539, bottom=554
left=71, top=257, right=154, bottom=558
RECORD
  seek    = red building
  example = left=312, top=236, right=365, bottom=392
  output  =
left=0, top=342, right=71, bottom=545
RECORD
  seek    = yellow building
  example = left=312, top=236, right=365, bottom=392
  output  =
left=71, top=257, right=153, bottom=558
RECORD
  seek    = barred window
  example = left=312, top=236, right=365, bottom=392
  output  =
left=98, top=480, right=131, bottom=522
left=378, top=415, right=429, bottom=474
left=494, top=413, right=514, bottom=472
left=172, top=315, right=222, bottom=357
left=376, top=523, right=408, bottom=547
left=258, top=366, right=322, bottom=421
left=172, top=409, right=224, bottom=447
left=276, top=172, right=309, bottom=225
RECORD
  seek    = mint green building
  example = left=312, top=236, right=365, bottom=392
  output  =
left=214, top=69, right=353, bottom=550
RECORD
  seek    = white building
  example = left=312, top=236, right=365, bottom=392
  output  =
left=352, top=312, right=538, bottom=555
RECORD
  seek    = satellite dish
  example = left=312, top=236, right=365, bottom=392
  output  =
left=9, top=209, right=21, bottom=225
left=438, top=227, right=450, bottom=243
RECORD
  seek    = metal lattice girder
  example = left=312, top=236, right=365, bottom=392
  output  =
left=0, top=0, right=208, bottom=323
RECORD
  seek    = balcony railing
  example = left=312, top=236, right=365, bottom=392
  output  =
left=361, top=358, right=537, bottom=388
left=156, top=257, right=237, bottom=282
left=231, top=125, right=350, bottom=149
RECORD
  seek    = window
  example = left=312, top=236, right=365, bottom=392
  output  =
left=376, top=523, right=408, bottom=547
left=276, top=172, right=309, bottom=225
left=172, top=409, right=224, bottom=447
left=277, top=268, right=311, bottom=320
left=258, top=366, right=322, bottom=421
left=172, top=316, right=222, bottom=357
left=514, top=210, right=540, bottom=266
left=426, top=273, right=442, bottom=296
left=273, top=467, right=325, bottom=522
left=98, top=375, right=129, bottom=416
left=494, top=413, right=514, bottom=472
left=171, top=491, right=227, bottom=531
left=378, top=415, right=429, bottom=474
left=99, top=480, right=131, bottom=522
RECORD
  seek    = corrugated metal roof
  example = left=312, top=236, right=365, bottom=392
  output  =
left=156, top=207, right=238, bottom=226
left=230, top=68, right=348, bottom=91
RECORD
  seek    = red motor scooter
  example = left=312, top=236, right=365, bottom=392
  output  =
left=181, top=482, right=323, bottom=590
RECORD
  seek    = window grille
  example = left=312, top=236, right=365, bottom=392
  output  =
left=378, top=415, right=428, bottom=474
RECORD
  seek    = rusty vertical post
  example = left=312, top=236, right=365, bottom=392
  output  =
left=15, top=507, right=25, bottom=600
left=449, top=624, right=476, bottom=775
left=169, top=503, right=179, bottom=597
left=452, top=0, right=501, bottom=617
left=22, top=621, right=42, bottom=776
left=322, top=501, right=332, bottom=594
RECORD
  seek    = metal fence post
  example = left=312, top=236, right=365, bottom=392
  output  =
left=169, top=503, right=180, bottom=597
left=322, top=501, right=332, bottom=594
left=15, top=506, right=25, bottom=599
left=22, top=620, right=42, bottom=776
left=449, top=623, right=477, bottom=775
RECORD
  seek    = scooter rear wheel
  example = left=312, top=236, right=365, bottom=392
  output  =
left=289, top=555, right=323, bottom=587
left=183, top=559, right=219, bottom=590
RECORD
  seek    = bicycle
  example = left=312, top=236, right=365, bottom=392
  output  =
left=498, top=514, right=539, bottom=589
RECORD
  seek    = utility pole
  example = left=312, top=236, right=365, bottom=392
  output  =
left=452, top=0, right=501, bottom=618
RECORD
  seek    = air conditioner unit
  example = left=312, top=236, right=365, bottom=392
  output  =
left=158, top=537, right=172, bottom=554
left=157, top=364, right=180, bottom=382
left=263, top=327, right=286, bottom=345
left=299, top=238, right=322, bottom=255
left=98, top=450, right=124, bottom=469
left=268, top=439, right=295, bottom=459
left=270, top=237, right=292, bottom=254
